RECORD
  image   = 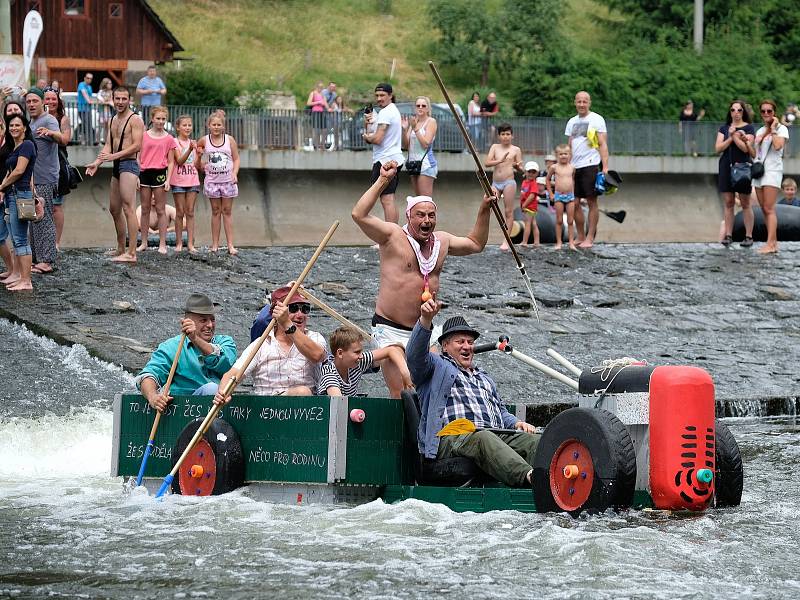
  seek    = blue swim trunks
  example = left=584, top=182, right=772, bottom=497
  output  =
left=493, top=179, right=516, bottom=191
left=555, top=192, right=575, bottom=203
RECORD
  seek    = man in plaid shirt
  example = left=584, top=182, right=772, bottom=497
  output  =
left=406, top=298, right=540, bottom=487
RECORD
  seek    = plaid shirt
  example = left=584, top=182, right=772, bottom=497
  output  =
left=441, top=354, right=504, bottom=429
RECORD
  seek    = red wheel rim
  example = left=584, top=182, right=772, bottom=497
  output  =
left=549, top=439, right=594, bottom=511
left=178, top=438, right=216, bottom=496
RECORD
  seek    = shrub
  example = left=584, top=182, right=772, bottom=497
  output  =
left=163, top=64, right=240, bottom=107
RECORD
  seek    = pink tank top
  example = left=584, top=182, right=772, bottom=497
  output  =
left=202, top=134, right=234, bottom=184
left=311, top=91, right=325, bottom=112
left=138, top=131, right=176, bottom=170
left=169, top=138, right=200, bottom=187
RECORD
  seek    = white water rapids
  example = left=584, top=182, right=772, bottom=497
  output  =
left=0, top=319, right=798, bottom=599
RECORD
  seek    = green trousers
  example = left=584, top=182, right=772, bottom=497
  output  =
left=437, top=430, right=541, bottom=487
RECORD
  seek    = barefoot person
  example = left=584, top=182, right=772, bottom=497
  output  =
left=0, top=113, right=36, bottom=291
left=196, top=111, right=239, bottom=254
left=351, top=160, right=493, bottom=398
left=752, top=99, right=789, bottom=254
left=169, top=115, right=200, bottom=252
left=137, top=106, right=175, bottom=255
left=485, top=123, right=523, bottom=251
left=546, top=144, right=578, bottom=250
left=85, top=86, right=144, bottom=262
left=565, top=91, right=610, bottom=248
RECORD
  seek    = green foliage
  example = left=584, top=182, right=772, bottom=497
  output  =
left=511, top=26, right=800, bottom=120
left=163, top=65, right=240, bottom=107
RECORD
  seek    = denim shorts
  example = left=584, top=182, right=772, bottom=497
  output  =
left=171, top=185, right=201, bottom=194
left=52, top=195, right=65, bottom=206
left=419, top=166, right=438, bottom=179
left=4, top=189, right=33, bottom=256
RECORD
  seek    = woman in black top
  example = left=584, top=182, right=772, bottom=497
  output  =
left=715, top=99, right=756, bottom=247
left=0, top=112, right=37, bottom=291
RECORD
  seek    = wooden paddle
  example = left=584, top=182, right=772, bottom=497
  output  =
left=428, top=61, right=540, bottom=322
left=297, top=286, right=372, bottom=340
left=155, top=221, right=340, bottom=498
left=135, top=332, right=186, bottom=487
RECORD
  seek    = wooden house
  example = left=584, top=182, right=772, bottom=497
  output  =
left=11, top=0, right=183, bottom=91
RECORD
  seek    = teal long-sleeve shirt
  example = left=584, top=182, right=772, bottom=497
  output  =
left=136, top=334, right=237, bottom=395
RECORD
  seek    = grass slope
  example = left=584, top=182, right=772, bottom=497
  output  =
left=149, top=0, right=623, bottom=106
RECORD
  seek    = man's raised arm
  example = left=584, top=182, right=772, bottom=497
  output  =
left=448, top=193, right=494, bottom=256
left=351, top=160, right=399, bottom=245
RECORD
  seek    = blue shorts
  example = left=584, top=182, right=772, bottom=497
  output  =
left=555, top=192, right=575, bottom=203
left=112, top=158, right=140, bottom=179
left=419, top=166, right=438, bottom=179
left=493, top=179, right=516, bottom=191
left=171, top=185, right=201, bottom=194
left=52, top=195, right=65, bottom=206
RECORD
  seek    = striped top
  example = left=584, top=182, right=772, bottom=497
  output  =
left=315, top=351, right=374, bottom=396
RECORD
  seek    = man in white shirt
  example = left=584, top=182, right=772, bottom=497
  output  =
left=362, top=82, right=404, bottom=223
left=214, top=286, right=327, bottom=399
left=564, top=91, right=610, bottom=248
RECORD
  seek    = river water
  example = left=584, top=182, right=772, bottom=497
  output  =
left=1, top=318, right=798, bottom=599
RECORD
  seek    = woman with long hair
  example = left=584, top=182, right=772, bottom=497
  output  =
left=715, top=99, right=756, bottom=247
left=0, top=112, right=37, bottom=291
left=43, top=87, right=72, bottom=250
left=168, top=115, right=200, bottom=253
left=137, top=106, right=175, bottom=254
left=306, top=81, right=329, bottom=150
left=751, top=99, right=790, bottom=254
left=402, top=96, right=438, bottom=197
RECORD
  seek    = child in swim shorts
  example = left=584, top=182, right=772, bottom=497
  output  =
left=546, top=144, right=577, bottom=250
left=485, top=123, right=523, bottom=251
left=519, top=161, right=540, bottom=247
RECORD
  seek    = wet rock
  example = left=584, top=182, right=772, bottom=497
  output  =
left=759, top=286, right=794, bottom=301
left=316, top=282, right=351, bottom=298
left=112, top=301, right=135, bottom=312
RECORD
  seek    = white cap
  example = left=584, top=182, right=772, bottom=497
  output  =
left=524, top=161, right=540, bottom=172
left=406, top=195, right=437, bottom=216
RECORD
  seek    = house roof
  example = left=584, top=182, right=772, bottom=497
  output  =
left=140, top=0, right=184, bottom=53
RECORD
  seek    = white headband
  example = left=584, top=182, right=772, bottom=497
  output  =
left=406, top=195, right=437, bottom=216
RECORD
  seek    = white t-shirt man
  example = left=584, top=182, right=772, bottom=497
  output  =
left=371, top=102, right=404, bottom=166
left=565, top=111, right=607, bottom=169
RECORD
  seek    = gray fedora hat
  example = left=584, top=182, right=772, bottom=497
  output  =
left=184, top=293, right=218, bottom=315
left=438, top=315, right=480, bottom=344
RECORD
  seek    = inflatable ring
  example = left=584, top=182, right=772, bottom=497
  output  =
left=171, top=417, right=245, bottom=496
left=713, top=419, right=743, bottom=507
left=533, top=408, right=636, bottom=515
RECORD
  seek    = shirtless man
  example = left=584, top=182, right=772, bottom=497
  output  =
left=485, top=123, right=523, bottom=251
left=85, top=86, right=143, bottom=262
left=352, top=160, right=493, bottom=397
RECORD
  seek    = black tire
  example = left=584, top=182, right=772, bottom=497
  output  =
left=533, top=408, right=636, bottom=516
left=714, top=419, right=743, bottom=507
left=171, top=418, right=245, bottom=495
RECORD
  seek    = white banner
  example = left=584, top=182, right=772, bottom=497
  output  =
left=22, top=10, right=43, bottom=84
left=0, top=55, right=25, bottom=90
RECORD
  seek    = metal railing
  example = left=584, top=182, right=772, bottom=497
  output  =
left=62, top=101, right=799, bottom=158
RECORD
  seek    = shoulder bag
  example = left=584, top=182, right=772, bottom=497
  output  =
left=750, top=134, right=772, bottom=180
left=728, top=132, right=753, bottom=193
left=406, top=125, right=431, bottom=177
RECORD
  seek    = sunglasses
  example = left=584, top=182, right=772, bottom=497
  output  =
left=415, top=104, right=427, bottom=108
left=760, top=108, right=774, bottom=114
left=288, top=303, right=311, bottom=314
left=730, top=107, right=743, bottom=113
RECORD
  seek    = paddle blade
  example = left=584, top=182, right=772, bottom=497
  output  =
left=436, top=418, right=477, bottom=437
left=605, top=210, right=626, bottom=223
left=135, top=440, right=155, bottom=487
left=155, top=474, right=174, bottom=499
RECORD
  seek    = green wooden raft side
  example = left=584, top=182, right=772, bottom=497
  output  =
left=112, top=394, right=653, bottom=513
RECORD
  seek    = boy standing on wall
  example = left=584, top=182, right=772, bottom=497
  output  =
left=485, top=123, right=523, bottom=251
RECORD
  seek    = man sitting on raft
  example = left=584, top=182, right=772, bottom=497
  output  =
left=214, top=286, right=327, bottom=400
left=406, top=298, right=539, bottom=488
left=351, top=160, right=493, bottom=398
left=136, top=293, right=238, bottom=412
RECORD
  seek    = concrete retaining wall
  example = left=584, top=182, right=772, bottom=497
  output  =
left=60, top=166, right=725, bottom=248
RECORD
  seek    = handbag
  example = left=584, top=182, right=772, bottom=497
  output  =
left=16, top=191, right=37, bottom=221
left=728, top=136, right=752, bottom=193
left=750, top=134, right=772, bottom=180
left=406, top=135, right=431, bottom=177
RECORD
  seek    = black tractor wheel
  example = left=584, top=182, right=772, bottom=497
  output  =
left=714, top=419, right=743, bottom=507
left=533, top=408, right=636, bottom=516
left=171, top=417, right=245, bottom=496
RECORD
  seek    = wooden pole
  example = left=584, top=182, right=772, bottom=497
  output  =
left=155, top=221, right=340, bottom=498
left=298, top=287, right=372, bottom=340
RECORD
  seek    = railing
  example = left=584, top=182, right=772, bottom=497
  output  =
left=62, top=101, right=800, bottom=158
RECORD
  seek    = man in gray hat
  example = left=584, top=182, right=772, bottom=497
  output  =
left=136, top=293, right=238, bottom=412
left=405, top=298, right=539, bottom=488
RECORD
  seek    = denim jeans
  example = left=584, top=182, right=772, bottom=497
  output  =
left=4, top=189, right=33, bottom=256
left=192, top=382, right=219, bottom=396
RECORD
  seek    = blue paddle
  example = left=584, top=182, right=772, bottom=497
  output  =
left=135, top=332, right=186, bottom=487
